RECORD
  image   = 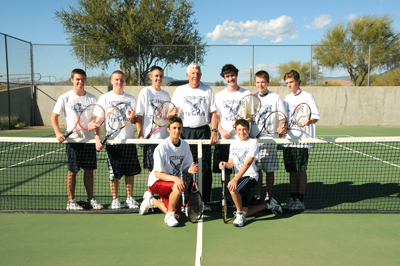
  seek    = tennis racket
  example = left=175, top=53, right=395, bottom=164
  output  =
left=102, top=102, right=134, bottom=145
left=185, top=163, right=203, bottom=223
left=221, top=167, right=228, bottom=223
left=145, top=101, right=175, bottom=139
left=254, top=111, right=287, bottom=138
left=287, top=103, right=312, bottom=130
left=64, top=104, right=105, bottom=138
left=228, top=94, right=261, bottom=134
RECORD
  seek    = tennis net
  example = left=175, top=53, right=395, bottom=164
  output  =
left=0, top=137, right=399, bottom=213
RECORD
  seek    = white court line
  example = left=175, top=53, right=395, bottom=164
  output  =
left=195, top=217, right=203, bottom=266
left=375, top=142, right=400, bottom=150
left=317, top=135, right=353, bottom=137
left=334, top=143, right=400, bottom=168
left=0, top=143, right=35, bottom=153
left=0, top=147, right=65, bottom=171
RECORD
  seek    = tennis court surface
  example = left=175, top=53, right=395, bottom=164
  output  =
left=0, top=125, right=399, bottom=265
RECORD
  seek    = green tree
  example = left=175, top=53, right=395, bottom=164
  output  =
left=277, top=61, right=318, bottom=85
left=313, top=14, right=400, bottom=86
left=370, top=68, right=400, bottom=86
left=214, top=80, right=225, bottom=86
left=55, top=0, right=207, bottom=85
left=268, top=76, right=281, bottom=86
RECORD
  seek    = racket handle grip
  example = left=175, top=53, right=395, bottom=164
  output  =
left=101, top=138, right=108, bottom=146
left=145, top=133, right=151, bottom=139
left=64, top=131, right=73, bottom=138
left=227, top=128, right=234, bottom=134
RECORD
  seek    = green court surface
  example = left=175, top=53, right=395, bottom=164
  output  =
left=1, top=125, right=400, bottom=265
left=0, top=212, right=399, bottom=266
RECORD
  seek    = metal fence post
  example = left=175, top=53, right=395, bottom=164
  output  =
left=84, top=44, right=86, bottom=73
left=368, top=44, right=371, bottom=86
left=252, top=45, right=254, bottom=86
left=138, top=45, right=141, bottom=86
left=4, top=35, right=11, bottom=129
left=310, top=45, right=312, bottom=86
left=30, top=42, right=35, bottom=126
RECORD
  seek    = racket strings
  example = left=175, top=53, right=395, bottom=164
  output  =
left=293, top=105, right=311, bottom=127
left=153, top=103, right=170, bottom=127
left=237, top=95, right=261, bottom=120
left=109, top=104, right=133, bottom=129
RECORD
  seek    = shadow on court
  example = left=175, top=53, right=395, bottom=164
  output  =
left=209, top=181, right=400, bottom=213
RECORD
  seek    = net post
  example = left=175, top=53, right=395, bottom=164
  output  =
left=197, top=140, right=203, bottom=195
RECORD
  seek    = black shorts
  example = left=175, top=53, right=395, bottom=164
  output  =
left=282, top=147, right=309, bottom=172
left=236, top=176, right=257, bottom=208
left=66, top=143, right=97, bottom=172
left=212, top=144, right=232, bottom=175
left=143, top=144, right=158, bottom=171
left=106, top=144, right=141, bottom=180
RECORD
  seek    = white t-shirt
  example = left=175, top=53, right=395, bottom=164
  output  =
left=215, top=87, right=250, bottom=139
left=94, top=91, right=137, bottom=140
left=171, top=84, right=217, bottom=128
left=229, top=138, right=259, bottom=180
left=136, top=86, right=171, bottom=139
left=250, top=91, right=286, bottom=139
left=148, top=138, right=193, bottom=187
left=283, top=90, right=320, bottom=148
left=52, top=90, right=97, bottom=139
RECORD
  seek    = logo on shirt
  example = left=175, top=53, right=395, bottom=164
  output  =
left=232, top=148, right=249, bottom=168
left=71, top=102, right=85, bottom=114
left=183, top=96, right=205, bottom=117
left=252, top=105, right=272, bottom=126
left=222, top=100, right=239, bottom=121
left=149, top=99, right=162, bottom=110
left=170, top=155, right=184, bottom=177
left=109, top=101, right=131, bottom=123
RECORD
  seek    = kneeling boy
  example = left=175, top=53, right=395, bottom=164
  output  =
left=219, top=119, right=272, bottom=227
left=140, top=116, right=198, bottom=227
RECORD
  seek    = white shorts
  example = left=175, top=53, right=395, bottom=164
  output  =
left=256, top=143, right=279, bottom=173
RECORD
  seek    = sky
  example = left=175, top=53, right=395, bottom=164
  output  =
left=1, top=0, right=399, bottom=84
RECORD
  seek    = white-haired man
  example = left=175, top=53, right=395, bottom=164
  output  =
left=170, top=62, right=218, bottom=210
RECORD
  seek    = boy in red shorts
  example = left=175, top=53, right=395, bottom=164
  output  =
left=140, top=116, right=198, bottom=227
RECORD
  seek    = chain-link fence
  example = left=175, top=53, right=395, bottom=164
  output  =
left=0, top=33, right=33, bottom=130
left=32, top=43, right=399, bottom=87
left=1, top=34, right=399, bottom=128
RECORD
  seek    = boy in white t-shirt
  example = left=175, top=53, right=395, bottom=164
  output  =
left=136, top=66, right=177, bottom=181
left=281, top=70, right=320, bottom=210
left=139, top=116, right=198, bottom=227
left=249, top=70, right=285, bottom=214
left=219, top=119, right=272, bottom=227
left=94, top=70, right=141, bottom=209
left=51, top=68, right=103, bottom=210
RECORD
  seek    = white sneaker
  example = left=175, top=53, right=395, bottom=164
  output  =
left=164, top=212, right=179, bottom=227
left=124, top=197, right=139, bottom=209
left=293, top=198, right=305, bottom=210
left=140, top=191, right=153, bottom=215
left=111, top=199, right=121, bottom=209
left=89, top=198, right=104, bottom=210
left=283, top=198, right=295, bottom=210
left=269, top=197, right=283, bottom=214
left=66, top=199, right=84, bottom=210
left=233, top=211, right=246, bottom=227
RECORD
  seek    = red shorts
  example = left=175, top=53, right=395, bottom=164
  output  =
left=149, top=180, right=182, bottom=214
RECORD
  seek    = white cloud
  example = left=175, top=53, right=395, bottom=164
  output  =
left=304, top=14, right=332, bottom=30
left=345, top=13, right=357, bottom=21
left=206, top=15, right=298, bottom=43
left=236, top=38, right=250, bottom=45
